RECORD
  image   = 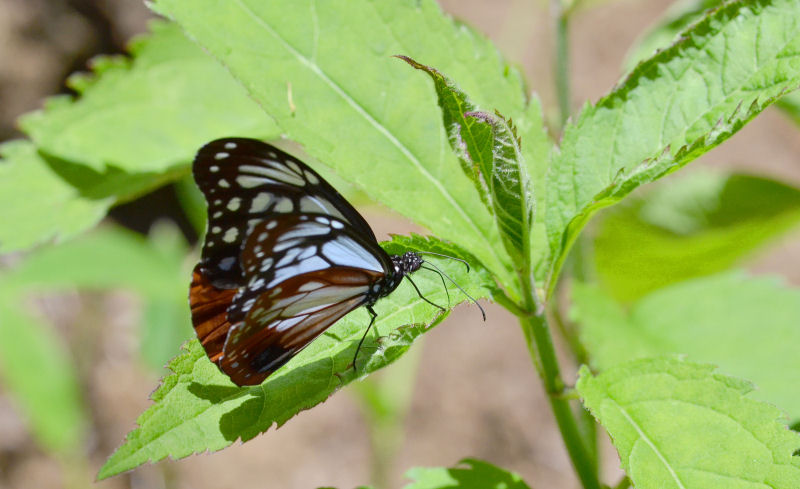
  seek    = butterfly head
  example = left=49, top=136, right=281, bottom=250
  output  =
left=391, top=251, right=423, bottom=276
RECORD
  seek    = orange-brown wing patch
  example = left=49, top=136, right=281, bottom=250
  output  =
left=189, top=264, right=238, bottom=363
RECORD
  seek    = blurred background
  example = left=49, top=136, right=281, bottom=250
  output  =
left=1, top=1, right=799, bottom=488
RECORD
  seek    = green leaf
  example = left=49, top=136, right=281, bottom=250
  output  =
left=468, top=111, right=533, bottom=272
left=98, top=234, right=493, bottom=479
left=593, top=171, right=800, bottom=302
left=151, top=0, right=540, bottom=295
left=6, top=226, right=184, bottom=296
left=20, top=20, right=278, bottom=174
left=577, top=358, right=800, bottom=489
left=403, top=458, right=532, bottom=489
left=393, top=56, right=492, bottom=204
left=397, top=56, right=534, bottom=280
left=626, top=0, right=800, bottom=130
left=572, top=273, right=800, bottom=418
left=623, top=0, right=724, bottom=71
left=0, top=294, right=87, bottom=455
left=4, top=225, right=193, bottom=371
left=544, top=0, right=800, bottom=294
left=0, top=140, right=111, bottom=253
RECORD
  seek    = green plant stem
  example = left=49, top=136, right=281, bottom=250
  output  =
left=552, top=0, right=571, bottom=128
left=518, top=270, right=599, bottom=488
left=519, top=311, right=599, bottom=489
left=555, top=233, right=601, bottom=472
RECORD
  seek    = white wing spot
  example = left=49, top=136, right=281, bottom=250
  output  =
left=297, top=247, right=315, bottom=260
left=250, top=192, right=272, bottom=212
left=273, top=238, right=303, bottom=252
left=276, top=247, right=302, bottom=267
left=219, top=257, right=236, bottom=271
left=315, top=216, right=330, bottom=225
left=214, top=152, right=229, bottom=160
left=223, top=228, right=239, bottom=243
left=274, top=198, right=293, bottom=213
left=224, top=142, right=237, bottom=150
left=260, top=257, right=274, bottom=272
left=257, top=233, right=268, bottom=242
left=322, top=236, right=382, bottom=271
left=286, top=161, right=301, bottom=173
left=305, top=171, right=319, bottom=185
left=237, top=175, right=267, bottom=188
left=210, top=165, right=220, bottom=172
left=267, top=152, right=277, bottom=159
left=298, top=281, right=324, bottom=292
left=275, top=315, right=305, bottom=332
left=266, top=221, right=278, bottom=229
left=219, top=179, right=230, bottom=188
left=240, top=164, right=303, bottom=186
left=269, top=256, right=329, bottom=287
left=212, top=211, right=223, bottom=218
left=331, top=220, right=344, bottom=229
left=211, top=226, right=222, bottom=234
left=227, top=198, right=241, bottom=211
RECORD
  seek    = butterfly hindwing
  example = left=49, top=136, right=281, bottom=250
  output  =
left=192, top=138, right=376, bottom=288
left=218, top=214, right=391, bottom=384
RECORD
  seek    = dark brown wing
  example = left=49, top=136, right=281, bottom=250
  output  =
left=193, top=138, right=376, bottom=289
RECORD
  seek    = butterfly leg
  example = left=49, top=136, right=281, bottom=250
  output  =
left=352, top=305, right=378, bottom=372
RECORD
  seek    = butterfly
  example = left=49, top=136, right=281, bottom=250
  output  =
left=189, top=138, right=484, bottom=386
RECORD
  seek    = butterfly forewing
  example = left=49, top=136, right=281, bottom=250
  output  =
left=193, top=138, right=376, bottom=288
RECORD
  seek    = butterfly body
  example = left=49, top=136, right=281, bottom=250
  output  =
left=189, top=138, right=426, bottom=386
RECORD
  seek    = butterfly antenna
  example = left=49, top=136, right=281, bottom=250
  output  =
left=422, top=264, right=451, bottom=307
left=416, top=251, right=470, bottom=272
left=405, top=275, right=446, bottom=312
left=422, top=261, right=486, bottom=321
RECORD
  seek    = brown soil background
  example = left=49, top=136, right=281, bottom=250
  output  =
left=1, top=1, right=798, bottom=488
